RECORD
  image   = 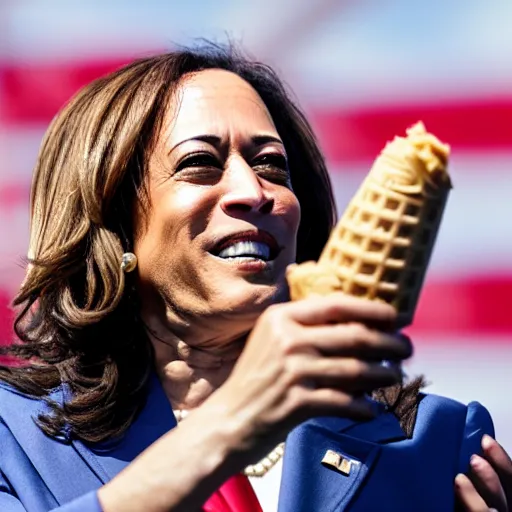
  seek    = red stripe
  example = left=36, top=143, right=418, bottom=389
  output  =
left=0, top=59, right=133, bottom=124
left=410, top=275, right=512, bottom=339
left=0, top=276, right=511, bottom=345
left=0, top=291, right=14, bottom=346
left=311, top=99, right=512, bottom=164
left=0, top=182, right=30, bottom=209
left=1, top=60, right=512, bottom=161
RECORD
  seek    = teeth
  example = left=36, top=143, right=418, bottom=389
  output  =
left=218, top=241, right=271, bottom=260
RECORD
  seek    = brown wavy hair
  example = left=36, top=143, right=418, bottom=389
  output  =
left=0, top=43, right=337, bottom=443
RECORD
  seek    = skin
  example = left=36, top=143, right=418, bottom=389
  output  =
left=96, top=69, right=510, bottom=511
left=133, top=69, right=301, bottom=410
left=455, top=435, right=512, bottom=511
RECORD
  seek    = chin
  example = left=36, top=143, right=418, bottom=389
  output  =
left=215, top=278, right=288, bottom=316
left=201, top=254, right=292, bottom=319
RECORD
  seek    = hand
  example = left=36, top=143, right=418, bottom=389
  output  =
left=99, top=294, right=412, bottom=512
left=213, top=292, right=412, bottom=462
left=455, top=435, right=512, bottom=511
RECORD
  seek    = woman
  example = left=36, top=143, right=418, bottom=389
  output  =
left=0, top=44, right=510, bottom=512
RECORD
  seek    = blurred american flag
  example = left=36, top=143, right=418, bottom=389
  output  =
left=0, top=1, right=511, bottom=450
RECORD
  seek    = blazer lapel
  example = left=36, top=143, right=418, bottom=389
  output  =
left=72, top=372, right=177, bottom=482
left=278, top=404, right=407, bottom=512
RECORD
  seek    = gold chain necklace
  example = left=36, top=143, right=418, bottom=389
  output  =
left=173, top=410, right=284, bottom=477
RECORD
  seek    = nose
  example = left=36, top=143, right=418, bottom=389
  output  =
left=220, top=158, right=274, bottom=215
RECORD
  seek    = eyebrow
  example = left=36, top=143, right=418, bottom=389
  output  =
left=168, top=134, right=284, bottom=154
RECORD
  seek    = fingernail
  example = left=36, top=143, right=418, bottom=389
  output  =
left=482, top=434, right=493, bottom=450
left=454, top=473, right=466, bottom=487
left=470, top=454, right=483, bottom=469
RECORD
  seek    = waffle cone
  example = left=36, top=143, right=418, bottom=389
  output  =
left=287, top=122, right=452, bottom=328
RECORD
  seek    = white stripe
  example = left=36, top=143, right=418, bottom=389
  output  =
left=284, top=2, right=512, bottom=106
left=1, top=1, right=225, bottom=62
left=1, top=0, right=511, bottom=112
left=330, top=153, right=512, bottom=277
left=0, top=127, right=44, bottom=184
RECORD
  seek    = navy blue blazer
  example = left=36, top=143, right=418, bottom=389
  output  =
left=0, top=374, right=494, bottom=511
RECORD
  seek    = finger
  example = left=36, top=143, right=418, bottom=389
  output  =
left=455, top=473, right=492, bottom=512
left=288, top=357, right=402, bottom=393
left=303, top=323, right=412, bottom=361
left=482, top=435, right=512, bottom=505
left=285, top=293, right=397, bottom=329
left=468, top=454, right=507, bottom=511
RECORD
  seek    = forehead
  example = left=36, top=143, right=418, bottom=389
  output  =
left=166, top=69, right=278, bottom=140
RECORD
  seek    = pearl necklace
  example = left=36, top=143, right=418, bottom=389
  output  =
left=173, top=409, right=284, bottom=477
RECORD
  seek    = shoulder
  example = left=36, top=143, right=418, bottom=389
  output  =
left=0, top=380, right=66, bottom=462
left=417, top=392, right=492, bottom=422
left=0, top=379, right=58, bottom=426
left=0, top=379, right=41, bottom=405
left=0, top=382, right=45, bottom=470
left=415, top=393, right=495, bottom=474
left=417, top=392, right=469, bottom=415
left=373, top=379, right=483, bottom=438
left=414, top=392, right=494, bottom=446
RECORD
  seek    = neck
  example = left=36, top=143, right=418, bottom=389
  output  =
left=144, top=317, right=248, bottom=411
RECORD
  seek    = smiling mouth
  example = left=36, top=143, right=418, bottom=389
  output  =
left=209, top=231, right=281, bottom=263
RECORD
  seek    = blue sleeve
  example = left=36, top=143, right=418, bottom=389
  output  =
left=0, top=490, right=102, bottom=512
left=458, top=401, right=495, bottom=474
left=1, top=471, right=102, bottom=512
left=51, top=491, right=102, bottom=512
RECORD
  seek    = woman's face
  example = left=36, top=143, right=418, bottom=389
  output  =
left=133, top=69, right=301, bottom=333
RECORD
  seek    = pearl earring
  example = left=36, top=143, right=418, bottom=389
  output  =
left=121, top=252, right=137, bottom=272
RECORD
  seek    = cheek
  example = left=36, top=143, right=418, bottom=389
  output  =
left=133, top=187, right=214, bottom=274
left=150, top=186, right=217, bottom=242
left=276, top=189, right=301, bottom=234
left=170, top=186, right=218, bottom=241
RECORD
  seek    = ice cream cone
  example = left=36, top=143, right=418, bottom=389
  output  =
left=287, top=122, right=452, bottom=328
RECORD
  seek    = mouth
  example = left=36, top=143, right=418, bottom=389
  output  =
left=208, top=230, right=281, bottom=263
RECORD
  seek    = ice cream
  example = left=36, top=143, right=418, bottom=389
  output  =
left=286, top=122, right=452, bottom=328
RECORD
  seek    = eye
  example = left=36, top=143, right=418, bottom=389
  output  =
left=173, top=152, right=223, bottom=183
left=253, top=153, right=290, bottom=185
left=175, top=152, right=220, bottom=172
